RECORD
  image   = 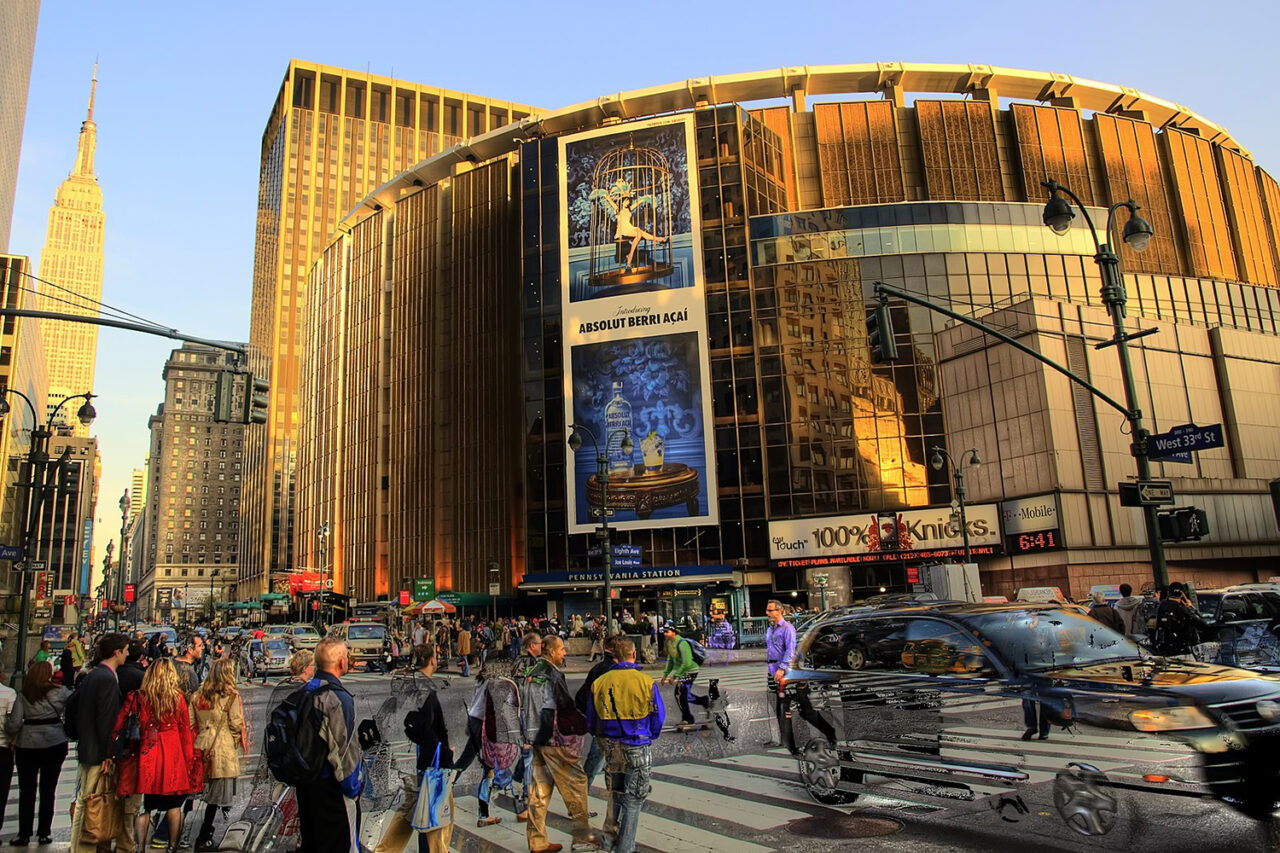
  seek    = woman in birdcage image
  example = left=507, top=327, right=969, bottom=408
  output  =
left=591, top=177, right=668, bottom=272
left=584, top=142, right=675, bottom=286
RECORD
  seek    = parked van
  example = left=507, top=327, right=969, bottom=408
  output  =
left=330, top=620, right=389, bottom=670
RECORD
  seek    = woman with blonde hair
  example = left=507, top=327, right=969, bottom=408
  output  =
left=190, top=659, right=245, bottom=851
left=113, top=657, right=200, bottom=853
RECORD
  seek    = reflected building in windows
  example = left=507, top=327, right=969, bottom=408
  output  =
left=293, top=64, right=1280, bottom=616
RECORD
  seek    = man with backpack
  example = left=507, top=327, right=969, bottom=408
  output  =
left=659, top=623, right=716, bottom=729
left=266, top=637, right=364, bottom=853
left=68, top=632, right=129, bottom=853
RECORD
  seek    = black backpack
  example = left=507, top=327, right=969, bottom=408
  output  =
left=265, top=683, right=339, bottom=786
left=680, top=637, right=708, bottom=666
left=62, top=686, right=81, bottom=741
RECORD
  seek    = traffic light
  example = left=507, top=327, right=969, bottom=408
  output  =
left=243, top=374, right=269, bottom=424
left=866, top=301, right=899, bottom=363
left=213, top=371, right=235, bottom=423
left=1157, top=506, right=1210, bottom=542
left=58, top=459, right=78, bottom=494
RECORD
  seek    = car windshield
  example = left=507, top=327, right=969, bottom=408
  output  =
left=966, top=608, right=1145, bottom=673
left=347, top=625, right=386, bottom=640
left=265, top=640, right=289, bottom=652
left=1194, top=593, right=1222, bottom=620
left=292, top=627, right=319, bottom=637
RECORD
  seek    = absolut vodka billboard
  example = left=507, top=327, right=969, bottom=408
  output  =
left=560, top=115, right=718, bottom=534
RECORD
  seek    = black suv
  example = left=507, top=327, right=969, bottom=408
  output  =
left=783, top=603, right=1280, bottom=837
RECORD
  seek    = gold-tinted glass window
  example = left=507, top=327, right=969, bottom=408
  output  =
left=748, top=106, right=797, bottom=210
left=1217, top=148, right=1277, bottom=286
left=1011, top=104, right=1093, bottom=205
left=915, top=100, right=1004, bottom=202
left=1258, top=168, right=1280, bottom=279
left=1162, top=128, right=1237, bottom=281
left=814, top=101, right=904, bottom=207
left=1091, top=113, right=1181, bottom=275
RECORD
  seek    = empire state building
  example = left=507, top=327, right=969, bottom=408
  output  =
left=36, top=69, right=104, bottom=433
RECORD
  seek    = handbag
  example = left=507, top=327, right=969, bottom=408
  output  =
left=80, top=767, right=123, bottom=845
left=114, top=695, right=141, bottom=760
left=410, top=745, right=453, bottom=831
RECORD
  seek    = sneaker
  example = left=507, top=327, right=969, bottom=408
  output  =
left=707, top=679, right=720, bottom=703
left=530, top=845, right=562, bottom=853
left=516, top=810, right=530, bottom=823
left=36, top=840, right=51, bottom=847
left=195, top=837, right=217, bottom=852
left=475, top=817, right=501, bottom=827
left=150, top=838, right=168, bottom=850
left=11, top=839, right=29, bottom=847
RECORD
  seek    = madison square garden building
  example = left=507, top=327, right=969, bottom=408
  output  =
left=292, top=64, right=1280, bottom=622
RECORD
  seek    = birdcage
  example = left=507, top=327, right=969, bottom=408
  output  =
left=588, top=140, right=674, bottom=286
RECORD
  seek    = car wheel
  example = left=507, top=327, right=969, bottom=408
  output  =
left=843, top=645, right=867, bottom=671
left=799, top=738, right=859, bottom=805
left=1054, top=763, right=1119, bottom=836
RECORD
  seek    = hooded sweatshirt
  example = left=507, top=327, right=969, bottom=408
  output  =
left=1113, top=595, right=1145, bottom=636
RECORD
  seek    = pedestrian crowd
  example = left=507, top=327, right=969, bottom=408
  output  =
left=0, top=607, right=741, bottom=853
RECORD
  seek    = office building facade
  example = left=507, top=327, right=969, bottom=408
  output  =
left=296, top=64, right=1280, bottom=617
left=137, top=344, right=247, bottom=621
left=241, top=60, right=536, bottom=598
left=0, top=0, right=40, bottom=252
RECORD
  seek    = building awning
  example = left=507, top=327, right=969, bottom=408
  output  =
left=259, top=593, right=289, bottom=602
left=519, top=564, right=734, bottom=591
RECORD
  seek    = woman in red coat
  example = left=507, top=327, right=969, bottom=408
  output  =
left=113, top=657, right=200, bottom=852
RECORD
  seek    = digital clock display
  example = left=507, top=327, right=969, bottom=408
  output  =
left=1008, top=530, right=1063, bottom=554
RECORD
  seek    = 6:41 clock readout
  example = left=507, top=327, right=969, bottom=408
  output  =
left=1010, top=530, right=1061, bottom=553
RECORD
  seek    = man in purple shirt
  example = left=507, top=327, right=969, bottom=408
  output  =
left=764, top=600, right=796, bottom=748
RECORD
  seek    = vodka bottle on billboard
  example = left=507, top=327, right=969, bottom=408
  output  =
left=605, top=381, right=634, bottom=476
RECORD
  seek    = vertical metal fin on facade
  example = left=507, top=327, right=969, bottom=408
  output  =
left=1064, top=334, right=1105, bottom=490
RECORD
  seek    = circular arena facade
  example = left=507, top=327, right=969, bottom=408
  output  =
left=293, top=63, right=1280, bottom=620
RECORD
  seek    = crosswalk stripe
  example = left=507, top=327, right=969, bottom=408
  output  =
left=641, top=777, right=805, bottom=832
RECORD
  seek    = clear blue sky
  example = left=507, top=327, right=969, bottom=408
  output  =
left=10, top=0, right=1279, bottom=571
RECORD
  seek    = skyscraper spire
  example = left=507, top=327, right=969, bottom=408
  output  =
left=75, top=64, right=97, bottom=177
left=87, top=61, right=97, bottom=121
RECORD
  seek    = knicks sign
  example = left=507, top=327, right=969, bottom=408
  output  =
left=768, top=504, right=1002, bottom=566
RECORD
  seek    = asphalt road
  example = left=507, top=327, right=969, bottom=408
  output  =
left=219, top=660, right=1279, bottom=853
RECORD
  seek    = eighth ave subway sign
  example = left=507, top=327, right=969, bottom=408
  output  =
left=768, top=504, right=1002, bottom=567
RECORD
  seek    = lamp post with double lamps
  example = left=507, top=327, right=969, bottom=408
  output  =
left=117, top=490, right=129, bottom=625
left=567, top=423, right=634, bottom=633
left=1040, top=179, right=1167, bottom=589
left=929, top=446, right=982, bottom=563
left=0, top=388, right=95, bottom=685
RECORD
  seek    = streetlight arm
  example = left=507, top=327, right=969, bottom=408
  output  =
left=0, top=387, right=39, bottom=427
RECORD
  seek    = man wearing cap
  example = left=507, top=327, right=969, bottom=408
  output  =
left=763, top=599, right=795, bottom=749
left=658, top=623, right=713, bottom=728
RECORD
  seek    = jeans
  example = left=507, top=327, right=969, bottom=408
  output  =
left=1022, top=699, right=1049, bottom=737
left=582, top=734, right=606, bottom=788
left=15, top=742, right=67, bottom=838
left=602, top=740, right=652, bottom=853
left=674, top=673, right=707, bottom=724
left=515, top=746, right=533, bottom=812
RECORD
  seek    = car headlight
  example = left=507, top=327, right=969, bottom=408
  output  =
left=1129, top=706, right=1215, bottom=732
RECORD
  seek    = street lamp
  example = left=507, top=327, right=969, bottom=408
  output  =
left=567, top=422, right=634, bottom=633
left=0, top=388, right=95, bottom=685
left=117, top=490, right=129, bottom=627
left=930, top=446, right=982, bottom=563
left=813, top=571, right=830, bottom=612
left=316, top=522, right=330, bottom=630
left=1041, top=179, right=1167, bottom=588
left=207, top=568, right=220, bottom=623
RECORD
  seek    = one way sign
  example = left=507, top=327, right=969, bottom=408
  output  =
left=1119, top=480, right=1175, bottom=507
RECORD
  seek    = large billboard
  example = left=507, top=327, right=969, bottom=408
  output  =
left=560, top=115, right=717, bottom=534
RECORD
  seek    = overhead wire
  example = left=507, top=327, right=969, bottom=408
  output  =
left=16, top=269, right=171, bottom=330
